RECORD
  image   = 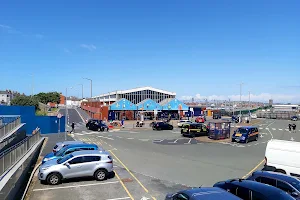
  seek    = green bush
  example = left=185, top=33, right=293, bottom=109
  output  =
left=11, top=96, right=39, bottom=110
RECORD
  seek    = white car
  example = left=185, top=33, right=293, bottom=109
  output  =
left=177, top=120, right=192, bottom=128
left=251, top=114, right=257, bottom=119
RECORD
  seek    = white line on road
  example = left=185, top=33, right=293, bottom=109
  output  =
left=168, top=139, right=178, bottom=144
left=279, top=129, right=283, bottom=131
left=153, top=139, right=163, bottom=142
left=108, top=135, right=113, bottom=137
left=265, top=128, right=269, bottom=130
left=272, top=128, right=276, bottom=131
left=139, top=139, right=150, bottom=141
left=184, top=139, right=192, bottom=144
left=33, top=181, right=119, bottom=191
left=127, top=138, right=134, bottom=140
left=98, top=136, right=114, bottom=140
left=104, top=197, right=131, bottom=200
left=285, top=129, right=289, bottom=131
left=259, top=128, right=263, bottom=130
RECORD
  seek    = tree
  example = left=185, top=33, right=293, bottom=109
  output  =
left=11, top=96, right=39, bottom=110
left=34, top=92, right=60, bottom=104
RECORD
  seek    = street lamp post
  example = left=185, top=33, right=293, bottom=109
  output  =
left=83, top=77, right=93, bottom=98
left=78, top=84, right=84, bottom=99
left=240, top=83, right=243, bottom=123
left=65, top=86, right=73, bottom=140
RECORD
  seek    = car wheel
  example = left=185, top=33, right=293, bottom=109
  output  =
left=94, top=169, right=107, bottom=181
left=245, top=139, right=249, bottom=143
left=98, top=127, right=101, bottom=132
left=169, top=126, right=173, bottom=130
left=46, top=173, right=61, bottom=185
left=255, top=135, right=258, bottom=141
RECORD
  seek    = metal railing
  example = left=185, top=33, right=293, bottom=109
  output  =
left=0, top=116, right=21, bottom=141
left=0, top=129, right=41, bottom=176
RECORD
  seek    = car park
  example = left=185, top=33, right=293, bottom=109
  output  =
left=165, top=187, right=242, bottom=200
left=152, top=121, right=174, bottom=130
left=263, top=139, right=300, bottom=177
left=42, top=143, right=101, bottom=164
left=39, top=150, right=113, bottom=185
left=231, top=126, right=259, bottom=143
left=177, top=120, right=192, bottom=128
left=247, top=170, right=300, bottom=198
left=52, top=141, right=85, bottom=153
left=86, top=119, right=109, bottom=131
left=213, top=179, right=295, bottom=200
left=181, top=123, right=209, bottom=138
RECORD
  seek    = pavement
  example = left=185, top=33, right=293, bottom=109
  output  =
left=27, top=109, right=300, bottom=200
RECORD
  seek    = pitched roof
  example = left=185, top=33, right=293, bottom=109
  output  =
left=159, top=98, right=174, bottom=105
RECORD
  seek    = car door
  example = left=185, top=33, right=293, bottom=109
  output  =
left=62, top=156, right=84, bottom=178
left=81, top=156, right=101, bottom=176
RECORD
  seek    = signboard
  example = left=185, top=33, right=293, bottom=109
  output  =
left=57, top=113, right=62, bottom=119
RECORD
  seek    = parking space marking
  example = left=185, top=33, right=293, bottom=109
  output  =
left=32, top=181, right=119, bottom=192
left=109, top=150, right=149, bottom=193
left=127, top=138, right=134, bottom=140
left=114, top=171, right=134, bottom=200
left=259, top=128, right=263, bottom=130
left=98, top=136, right=114, bottom=140
left=242, top=159, right=265, bottom=179
left=139, top=139, right=150, bottom=141
left=168, top=139, right=178, bottom=144
left=105, top=198, right=131, bottom=200
left=184, top=139, right=192, bottom=144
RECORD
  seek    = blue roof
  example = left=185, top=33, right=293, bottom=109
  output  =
left=181, top=187, right=241, bottom=200
left=160, top=98, right=189, bottom=110
left=109, top=98, right=137, bottom=111
left=252, top=170, right=300, bottom=185
left=136, top=99, right=162, bottom=111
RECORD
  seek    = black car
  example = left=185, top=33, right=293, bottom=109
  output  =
left=213, top=113, right=221, bottom=119
left=214, top=179, right=295, bottom=200
left=86, top=119, right=109, bottom=131
left=247, top=170, right=300, bottom=199
left=152, top=122, right=173, bottom=130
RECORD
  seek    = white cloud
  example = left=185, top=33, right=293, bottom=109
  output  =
left=180, top=93, right=300, bottom=103
left=80, top=44, right=97, bottom=51
left=64, top=48, right=71, bottom=54
left=0, top=24, right=12, bottom=29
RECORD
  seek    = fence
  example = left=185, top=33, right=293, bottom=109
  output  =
left=0, top=129, right=41, bottom=177
left=0, top=116, right=21, bottom=141
left=257, top=111, right=297, bottom=120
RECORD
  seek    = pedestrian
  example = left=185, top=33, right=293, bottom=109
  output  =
left=292, top=123, right=296, bottom=133
left=70, top=122, right=75, bottom=133
left=289, top=124, right=292, bottom=132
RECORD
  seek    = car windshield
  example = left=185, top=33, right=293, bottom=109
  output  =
left=55, top=146, right=68, bottom=156
left=268, top=192, right=295, bottom=200
left=237, top=128, right=248, bottom=134
left=290, top=181, right=300, bottom=191
left=57, top=154, right=74, bottom=164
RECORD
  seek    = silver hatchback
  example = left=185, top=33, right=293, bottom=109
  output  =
left=38, top=150, right=113, bottom=185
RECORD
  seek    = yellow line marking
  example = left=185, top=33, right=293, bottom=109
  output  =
left=114, top=171, right=134, bottom=200
left=151, top=196, right=157, bottom=200
left=242, top=159, right=265, bottom=179
left=109, top=150, right=149, bottom=193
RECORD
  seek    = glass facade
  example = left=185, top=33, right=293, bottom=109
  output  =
left=117, top=90, right=174, bottom=103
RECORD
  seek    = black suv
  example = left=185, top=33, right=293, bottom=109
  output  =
left=152, top=122, right=173, bottom=130
left=86, top=119, right=109, bottom=131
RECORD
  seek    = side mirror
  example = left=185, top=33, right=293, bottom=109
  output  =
left=64, top=162, right=70, bottom=167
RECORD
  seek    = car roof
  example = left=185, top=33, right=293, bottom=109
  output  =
left=181, top=187, right=241, bottom=200
left=239, top=126, right=257, bottom=129
left=252, top=170, right=300, bottom=183
left=57, top=141, right=84, bottom=145
left=71, top=150, right=109, bottom=156
left=222, top=179, right=284, bottom=193
left=62, top=143, right=98, bottom=149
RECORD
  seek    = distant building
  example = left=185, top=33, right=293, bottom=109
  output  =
left=0, top=91, right=11, bottom=105
left=269, top=99, right=273, bottom=106
left=272, top=104, right=299, bottom=112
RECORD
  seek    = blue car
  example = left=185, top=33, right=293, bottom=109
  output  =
left=165, top=187, right=241, bottom=200
left=214, top=179, right=295, bottom=200
left=231, top=126, right=259, bottom=143
left=247, top=170, right=300, bottom=199
left=42, top=143, right=100, bottom=164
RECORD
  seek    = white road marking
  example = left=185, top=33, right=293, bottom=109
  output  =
left=285, top=129, right=289, bottom=131
left=33, top=181, right=119, bottom=191
left=254, top=143, right=259, bottom=145
left=247, top=144, right=251, bottom=146
left=259, top=128, right=263, bottom=130
left=260, top=135, right=264, bottom=138
left=153, top=139, right=163, bottom=142
left=279, top=129, right=283, bottom=131
left=272, top=128, right=276, bottom=130
left=108, top=134, right=113, bottom=136
left=127, top=138, right=134, bottom=140
left=291, top=137, right=295, bottom=141
left=129, top=131, right=139, bottom=133
left=98, top=136, right=114, bottom=140
left=184, top=139, right=192, bottom=144
left=139, top=139, right=150, bottom=141
left=168, top=139, right=179, bottom=143
left=261, top=141, right=267, bottom=144
left=74, top=133, right=84, bottom=136
left=265, top=128, right=269, bottom=130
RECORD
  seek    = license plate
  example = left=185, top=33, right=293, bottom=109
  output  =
left=235, top=139, right=240, bottom=142
left=235, top=133, right=242, bottom=137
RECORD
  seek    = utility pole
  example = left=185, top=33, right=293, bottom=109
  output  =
left=240, top=83, right=243, bottom=122
left=65, top=87, right=68, bottom=141
left=249, top=91, right=251, bottom=121
left=83, top=78, right=92, bottom=98
left=78, top=84, right=84, bottom=99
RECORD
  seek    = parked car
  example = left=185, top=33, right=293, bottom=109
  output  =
left=152, top=122, right=173, bottom=130
left=213, top=113, right=221, bottom=119
left=195, top=116, right=205, bottom=123
left=231, top=126, right=259, bottom=143
left=214, top=179, right=295, bottom=200
left=42, top=143, right=101, bottom=164
left=52, top=141, right=85, bottom=153
left=247, top=170, right=300, bottom=198
left=181, top=123, right=209, bottom=138
left=232, top=115, right=239, bottom=123
left=251, top=114, right=257, bottom=119
left=39, top=150, right=113, bottom=185
left=165, top=187, right=242, bottom=200
left=86, top=119, right=109, bottom=131
left=291, top=116, right=298, bottom=121
left=177, top=120, right=192, bottom=128
left=263, top=139, right=300, bottom=176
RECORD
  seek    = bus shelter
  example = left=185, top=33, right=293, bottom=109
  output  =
left=208, top=121, right=231, bottom=140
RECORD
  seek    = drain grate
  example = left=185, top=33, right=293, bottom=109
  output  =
left=121, top=178, right=133, bottom=183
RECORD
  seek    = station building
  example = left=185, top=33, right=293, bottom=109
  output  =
left=81, top=86, right=190, bottom=120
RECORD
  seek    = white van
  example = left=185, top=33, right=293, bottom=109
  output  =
left=264, top=139, right=300, bottom=178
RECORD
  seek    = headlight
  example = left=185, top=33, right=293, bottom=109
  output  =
left=43, top=158, right=50, bottom=162
left=241, top=136, right=245, bottom=140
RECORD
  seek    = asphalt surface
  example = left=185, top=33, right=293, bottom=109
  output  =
left=59, top=108, right=84, bottom=125
left=28, top=110, right=300, bottom=200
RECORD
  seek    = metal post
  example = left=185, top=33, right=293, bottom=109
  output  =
left=65, top=87, right=68, bottom=141
left=240, top=83, right=243, bottom=122
left=249, top=91, right=251, bottom=122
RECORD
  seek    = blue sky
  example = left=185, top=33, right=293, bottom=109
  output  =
left=0, top=0, right=299, bottom=103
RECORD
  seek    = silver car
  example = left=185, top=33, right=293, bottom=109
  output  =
left=52, top=141, right=85, bottom=153
left=38, top=150, right=113, bottom=185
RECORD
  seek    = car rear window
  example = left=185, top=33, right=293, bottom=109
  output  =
left=53, top=145, right=58, bottom=149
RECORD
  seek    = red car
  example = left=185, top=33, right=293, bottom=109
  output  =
left=195, top=116, right=205, bottom=123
